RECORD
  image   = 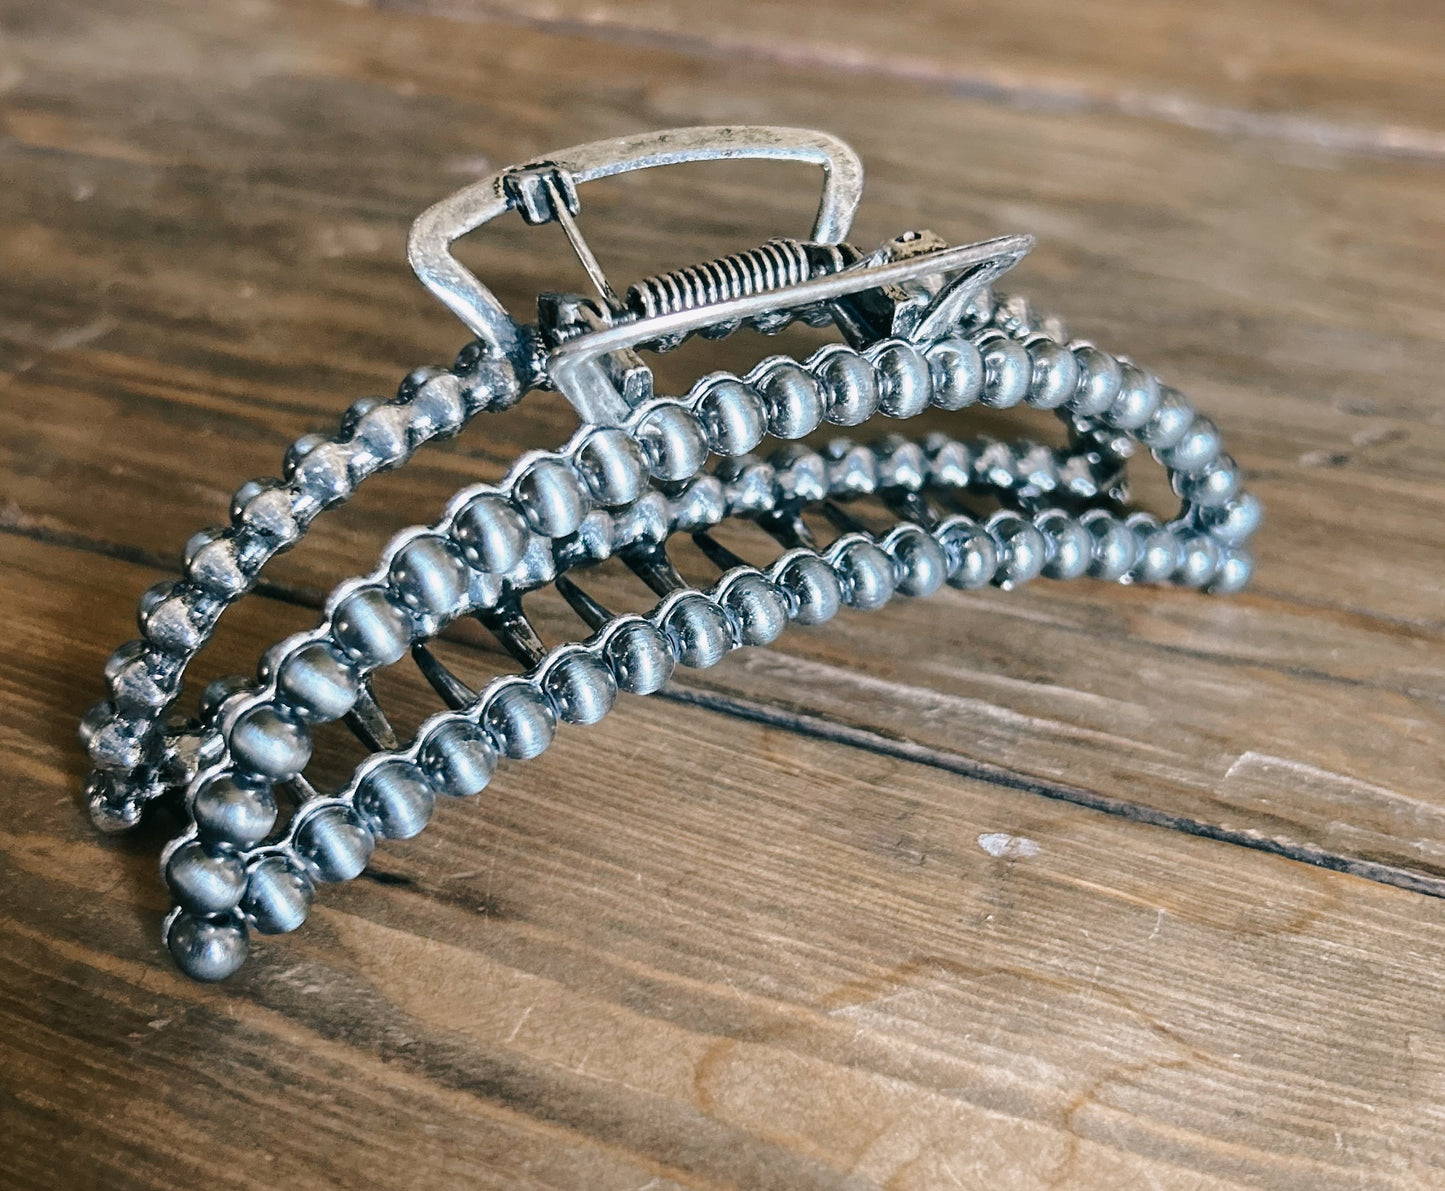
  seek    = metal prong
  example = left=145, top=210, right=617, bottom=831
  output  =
left=476, top=600, right=547, bottom=668
left=622, top=544, right=686, bottom=597
left=821, top=500, right=870, bottom=536
left=412, top=643, right=476, bottom=711
left=757, top=507, right=818, bottom=550
left=882, top=489, right=940, bottom=530
left=692, top=531, right=751, bottom=573
left=546, top=177, right=624, bottom=315
left=555, top=576, right=614, bottom=631
left=344, top=682, right=399, bottom=752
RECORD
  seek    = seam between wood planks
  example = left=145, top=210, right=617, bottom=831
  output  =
left=370, top=0, right=1445, bottom=163
left=16, top=520, right=1445, bottom=902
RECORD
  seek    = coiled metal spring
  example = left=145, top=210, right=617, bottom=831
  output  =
left=625, top=238, right=840, bottom=319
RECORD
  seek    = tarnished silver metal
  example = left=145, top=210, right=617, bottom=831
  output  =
left=81, top=127, right=1260, bottom=981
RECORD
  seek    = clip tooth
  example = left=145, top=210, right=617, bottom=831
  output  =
left=554, top=576, right=614, bottom=631
left=757, top=507, right=818, bottom=551
left=691, top=531, right=751, bottom=573
left=621, top=545, right=687, bottom=597
left=411, top=643, right=477, bottom=711
left=821, top=500, right=871, bottom=536
left=475, top=600, right=547, bottom=668
left=344, top=682, right=399, bottom=751
left=882, top=490, right=940, bottom=530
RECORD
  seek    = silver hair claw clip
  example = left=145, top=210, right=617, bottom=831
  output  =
left=80, top=126, right=1261, bottom=980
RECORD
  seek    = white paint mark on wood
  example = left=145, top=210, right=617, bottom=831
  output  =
left=977, top=832, right=1041, bottom=859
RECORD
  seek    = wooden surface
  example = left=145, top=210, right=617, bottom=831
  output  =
left=2, top=0, right=1444, bottom=1186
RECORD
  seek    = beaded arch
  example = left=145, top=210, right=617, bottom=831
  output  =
left=81, top=127, right=1261, bottom=979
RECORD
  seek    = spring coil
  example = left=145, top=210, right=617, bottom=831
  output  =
left=626, top=238, right=824, bottom=319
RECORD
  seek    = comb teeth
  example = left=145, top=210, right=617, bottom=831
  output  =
left=411, top=643, right=476, bottom=711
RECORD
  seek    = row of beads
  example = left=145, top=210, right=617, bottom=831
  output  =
left=82, top=353, right=523, bottom=831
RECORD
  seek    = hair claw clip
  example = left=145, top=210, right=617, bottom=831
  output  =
left=80, top=126, right=1261, bottom=980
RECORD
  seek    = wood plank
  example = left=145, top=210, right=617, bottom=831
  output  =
left=380, top=0, right=1445, bottom=153
left=5, top=529, right=1445, bottom=1189
left=2, top=0, right=1443, bottom=877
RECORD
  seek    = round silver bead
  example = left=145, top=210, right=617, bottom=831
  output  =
left=695, top=379, right=767, bottom=456
left=277, top=642, right=359, bottom=722
left=1176, top=535, right=1223, bottom=588
left=542, top=651, right=618, bottom=726
left=979, top=339, right=1032, bottom=409
left=1082, top=512, right=1139, bottom=582
left=1132, top=524, right=1184, bottom=585
left=604, top=620, right=676, bottom=695
left=575, top=427, right=648, bottom=507
left=834, top=539, right=896, bottom=611
left=937, top=518, right=1000, bottom=590
left=775, top=554, right=844, bottom=625
left=663, top=595, right=735, bottom=669
left=1208, top=549, right=1254, bottom=595
left=991, top=515, right=1048, bottom=587
left=483, top=682, right=557, bottom=760
left=927, top=336, right=985, bottom=411
left=1070, top=346, right=1123, bottom=416
left=1025, top=339, right=1080, bottom=410
left=139, top=586, right=205, bottom=654
left=183, top=529, right=248, bottom=598
left=243, top=856, right=313, bottom=935
left=193, top=774, right=277, bottom=847
left=818, top=349, right=879, bottom=426
left=513, top=458, right=587, bottom=538
left=1175, top=456, right=1241, bottom=508
left=356, top=762, right=436, bottom=841
left=391, top=536, right=469, bottom=619
left=886, top=526, right=949, bottom=597
left=339, top=395, right=383, bottom=437
left=167, top=911, right=248, bottom=982
left=636, top=405, right=709, bottom=483
left=166, top=840, right=247, bottom=915
left=291, top=442, right=355, bottom=511
left=1105, top=364, right=1162, bottom=430
left=1037, top=511, right=1092, bottom=581
left=235, top=482, right=300, bottom=544
left=410, top=372, right=467, bottom=438
left=1159, top=416, right=1222, bottom=474
left=453, top=493, right=529, bottom=574
left=1199, top=491, right=1263, bottom=544
left=230, top=706, right=311, bottom=781
left=1138, top=386, right=1194, bottom=450
left=421, top=719, right=497, bottom=797
left=85, top=715, right=147, bottom=773
left=283, top=433, right=328, bottom=478
left=872, top=341, right=932, bottom=418
left=297, top=806, right=375, bottom=883
left=720, top=573, right=790, bottom=646
left=355, top=402, right=414, bottom=470
left=758, top=361, right=825, bottom=439
left=333, top=587, right=413, bottom=668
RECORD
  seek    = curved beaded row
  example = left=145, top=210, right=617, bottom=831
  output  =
left=160, top=416, right=1258, bottom=979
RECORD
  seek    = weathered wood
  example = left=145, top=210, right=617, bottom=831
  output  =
left=6, top=531, right=1445, bottom=1190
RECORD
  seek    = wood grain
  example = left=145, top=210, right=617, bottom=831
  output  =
left=3, top=0, right=1445, bottom=1184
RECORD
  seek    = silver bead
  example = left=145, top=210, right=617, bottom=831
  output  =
left=1105, top=364, right=1161, bottom=430
left=391, top=536, right=469, bottom=619
left=355, top=403, right=414, bottom=470
left=886, top=526, right=949, bottom=597
left=695, top=378, right=767, bottom=456
left=513, top=458, right=587, bottom=537
left=542, top=651, right=618, bottom=725
left=1138, top=386, right=1194, bottom=449
left=872, top=436, right=927, bottom=492
left=421, top=719, right=497, bottom=797
left=636, top=404, right=709, bottom=483
left=1070, top=346, right=1123, bottom=416
left=1025, top=339, right=1080, bottom=410
left=235, top=483, right=301, bottom=544
left=230, top=706, right=311, bottom=781
left=604, top=620, right=676, bottom=694
left=834, top=539, right=896, bottom=610
left=1083, top=512, right=1139, bottom=582
left=184, top=529, right=248, bottom=598
left=277, top=642, right=359, bottom=722
left=872, top=341, right=932, bottom=418
left=332, top=587, right=412, bottom=667
left=575, top=427, right=648, bottom=506
left=937, top=517, right=999, bottom=589
left=771, top=445, right=828, bottom=504
left=720, top=573, right=790, bottom=646
left=663, top=595, right=734, bottom=668
left=282, top=433, right=328, bottom=479
left=291, top=441, right=354, bottom=511
left=990, top=515, right=1048, bottom=587
left=139, top=586, right=205, bottom=654
left=775, top=553, right=844, bottom=625
left=483, top=681, right=557, bottom=760
left=758, top=361, right=825, bottom=439
left=926, top=336, right=984, bottom=411
left=1037, top=511, right=1092, bottom=581
left=1199, top=491, right=1263, bottom=544
left=243, top=856, right=313, bottom=934
left=166, top=840, right=247, bottom=914
left=193, top=774, right=277, bottom=846
left=1208, top=549, right=1254, bottom=595
left=167, top=911, right=248, bottom=982
left=979, top=339, right=1031, bottom=409
left=356, top=762, right=436, bottom=840
left=817, top=348, right=879, bottom=425
left=85, top=715, right=147, bottom=772
left=1177, top=535, right=1222, bottom=587
left=410, top=373, right=467, bottom=438
left=823, top=439, right=877, bottom=495
left=1175, top=456, right=1241, bottom=508
left=453, top=493, right=529, bottom=573
left=1132, top=525, right=1184, bottom=585
left=297, top=806, right=375, bottom=883
left=1159, top=416, right=1222, bottom=474
left=107, top=644, right=170, bottom=713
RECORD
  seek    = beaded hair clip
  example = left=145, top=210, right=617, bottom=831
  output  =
left=81, top=127, right=1260, bottom=980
